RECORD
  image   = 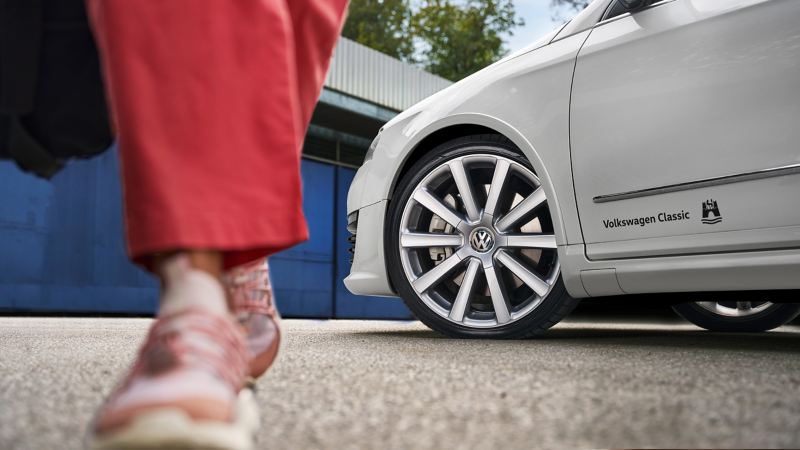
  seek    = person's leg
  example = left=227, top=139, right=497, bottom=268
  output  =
left=154, top=251, right=223, bottom=279
left=224, top=258, right=281, bottom=380
left=88, top=0, right=308, bottom=271
left=222, top=0, right=350, bottom=384
left=85, top=0, right=311, bottom=447
left=152, top=250, right=228, bottom=309
left=91, top=255, right=255, bottom=445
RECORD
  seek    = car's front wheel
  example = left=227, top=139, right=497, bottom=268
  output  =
left=672, top=300, right=800, bottom=332
left=386, top=135, right=577, bottom=338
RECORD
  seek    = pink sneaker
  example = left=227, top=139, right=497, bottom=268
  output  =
left=223, top=259, right=281, bottom=381
left=91, top=308, right=258, bottom=450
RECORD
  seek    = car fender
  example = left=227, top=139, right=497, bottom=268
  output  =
left=393, top=113, right=570, bottom=249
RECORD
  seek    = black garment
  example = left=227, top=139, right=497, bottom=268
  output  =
left=0, top=0, right=111, bottom=179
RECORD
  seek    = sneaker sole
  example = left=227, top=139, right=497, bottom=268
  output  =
left=90, top=389, right=260, bottom=450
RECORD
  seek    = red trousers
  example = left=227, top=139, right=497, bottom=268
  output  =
left=86, top=0, right=348, bottom=269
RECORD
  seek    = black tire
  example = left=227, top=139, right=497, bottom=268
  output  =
left=672, top=301, right=800, bottom=332
left=386, top=134, right=578, bottom=339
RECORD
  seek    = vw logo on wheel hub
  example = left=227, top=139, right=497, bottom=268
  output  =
left=469, top=227, right=495, bottom=253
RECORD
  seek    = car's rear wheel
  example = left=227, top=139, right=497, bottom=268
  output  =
left=386, top=135, right=577, bottom=338
left=672, top=300, right=800, bottom=332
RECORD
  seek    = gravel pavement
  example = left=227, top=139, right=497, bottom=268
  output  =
left=1, top=316, right=800, bottom=449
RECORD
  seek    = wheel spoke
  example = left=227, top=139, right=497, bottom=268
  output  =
left=737, top=301, right=752, bottom=311
left=495, top=187, right=546, bottom=232
left=401, top=232, right=463, bottom=248
left=412, top=253, right=463, bottom=293
left=448, top=159, right=481, bottom=223
left=496, top=250, right=550, bottom=297
left=696, top=301, right=718, bottom=313
left=449, top=258, right=481, bottom=323
left=484, top=264, right=511, bottom=324
left=484, top=159, right=510, bottom=217
left=413, top=189, right=464, bottom=228
left=503, top=234, right=557, bottom=249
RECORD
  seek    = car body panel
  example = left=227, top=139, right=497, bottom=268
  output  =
left=562, top=243, right=800, bottom=296
left=343, top=200, right=395, bottom=296
left=570, top=0, right=800, bottom=258
left=553, top=0, right=613, bottom=42
left=346, top=0, right=800, bottom=299
left=345, top=30, right=592, bottom=294
left=349, top=29, right=593, bottom=234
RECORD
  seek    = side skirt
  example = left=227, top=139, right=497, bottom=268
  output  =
left=560, top=244, right=800, bottom=298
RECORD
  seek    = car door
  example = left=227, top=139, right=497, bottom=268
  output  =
left=569, top=0, right=800, bottom=260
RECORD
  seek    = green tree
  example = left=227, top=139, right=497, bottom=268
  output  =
left=344, top=0, right=524, bottom=82
left=342, top=0, right=415, bottom=61
left=411, top=0, right=524, bottom=81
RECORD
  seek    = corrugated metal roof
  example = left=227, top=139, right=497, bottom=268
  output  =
left=325, top=37, right=453, bottom=112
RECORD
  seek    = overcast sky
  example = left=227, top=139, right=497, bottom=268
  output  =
left=506, top=0, right=570, bottom=52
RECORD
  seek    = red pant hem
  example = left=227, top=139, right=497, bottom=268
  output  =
left=126, top=210, right=309, bottom=271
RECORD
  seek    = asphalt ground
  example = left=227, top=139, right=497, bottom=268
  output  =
left=1, top=316, right=800, bottom=449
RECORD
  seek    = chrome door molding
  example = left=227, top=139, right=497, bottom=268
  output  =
left=593, top=163, right=800, bottom=204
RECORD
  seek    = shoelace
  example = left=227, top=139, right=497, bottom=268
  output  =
left=224, top=260, right=275, bottom=316
left=115, top=309, right=249, bottom=395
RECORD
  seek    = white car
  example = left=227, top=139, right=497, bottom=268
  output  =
left=344, top=0, right=800, bottom=338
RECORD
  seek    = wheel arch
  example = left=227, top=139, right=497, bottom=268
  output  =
left=387, top=113, right=570, bottom=247
left=391, top=123, right=499, bottom=196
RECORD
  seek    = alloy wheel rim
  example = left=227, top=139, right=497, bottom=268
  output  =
left=695, top=301, right=773, bottom=317
left=399, top=152, right=560, bottom=328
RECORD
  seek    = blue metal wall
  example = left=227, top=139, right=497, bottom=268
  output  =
left=0, top=148, right=411, bottom=319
